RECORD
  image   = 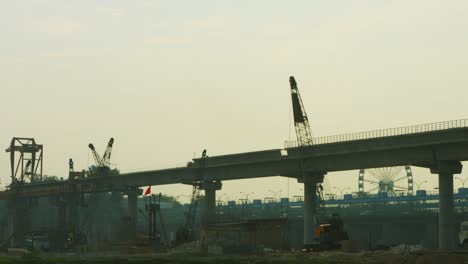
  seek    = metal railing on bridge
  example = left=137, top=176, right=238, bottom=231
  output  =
left=285, top=118, right=468, bottom=148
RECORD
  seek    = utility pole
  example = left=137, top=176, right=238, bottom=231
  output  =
left=268, top=190, right=282, bottom=202
left=455, top=177, right=468, bottom=188
left=333, top=187, right=350, bottom=197
left=414, top=180, right=428, bottom=190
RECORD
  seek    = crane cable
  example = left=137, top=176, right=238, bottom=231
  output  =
left=288, top=90, right=292, bottom=201
left=287, top=87, right=294, bottom=203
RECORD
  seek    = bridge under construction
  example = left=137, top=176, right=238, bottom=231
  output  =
left=1, top=77, right=468, bottom=251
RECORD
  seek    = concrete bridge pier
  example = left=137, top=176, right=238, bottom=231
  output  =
left=201, top=180, right=222, bottom=226
left=68, top=194, right=80, bottom=233
left=10, top=198, right=32, bottom=245
left=431, top=161, right=463, bottom=249
left=299, top=172, right=325, bottom=246
left=48, top=195, right=69, bottom=250
left=55, top=193, right=80, bottom=244
left=126, top=187, right=142, bottom=240
left=110, top=191, right=123, bottom=240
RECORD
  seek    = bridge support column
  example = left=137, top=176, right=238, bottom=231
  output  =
left=126, top=187, right=142, bottom=240
left=110, top=191, right=123, bottom=240
left=111, top=191, right=123, bottom=205
left=10, top=198, right=32, bottom=245
left=68, top=194, right=80, bottom=234
left=48, top=195, right=69, bottom=250
left=201, top=180, right=222, bottom=227
left=299, top=172, right=325, bottom=247
left=431, top=161, right=462, bottom=250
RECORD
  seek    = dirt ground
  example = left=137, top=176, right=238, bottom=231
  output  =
left=1, top=250, right=467, bottom=264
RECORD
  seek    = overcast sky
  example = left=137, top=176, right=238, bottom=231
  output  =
left=1, top=0, right=468, bottom=202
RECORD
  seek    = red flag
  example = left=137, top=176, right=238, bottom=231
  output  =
left=144, top=186, right=151, bottom=195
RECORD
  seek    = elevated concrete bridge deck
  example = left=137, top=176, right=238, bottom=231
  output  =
left=2, top=120, right=468, bottom=196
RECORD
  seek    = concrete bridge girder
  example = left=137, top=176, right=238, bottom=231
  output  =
left=4, top=129, right=468, bottom=197
left=297, top=142, right=468, bottom=173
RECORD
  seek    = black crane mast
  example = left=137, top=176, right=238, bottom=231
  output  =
left=175, top=150, right=206, bottom=244
left=289, top=76, right=325, bottom=214
left=289, top=76, right=313, bottom=146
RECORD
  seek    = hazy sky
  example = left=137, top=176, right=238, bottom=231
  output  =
left=1, top=0, right=468, bottom=202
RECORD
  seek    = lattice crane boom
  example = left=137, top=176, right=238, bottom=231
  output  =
left=289, top=76, right=313, bottom=146
left=88, top=143, right=103, bottom=167
left=101, top=138, right=114, bottom=168
left=185, top=149, right=206, bottom=230
left=289, top=76, right=326, bottom=217
left=176, top=149, right=206, bottom=244
left=88, top=137, right=115, bottom=169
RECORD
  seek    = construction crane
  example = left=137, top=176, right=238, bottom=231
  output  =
left=6, top=137, right=43, bottom=184
left=289, top=76, right=313, bottom=146
left=289, top=76, right=326, bottom=211
left=289, top=76, right=348, bottom=250
left=68, top=139, right=116, bottom=247
left=88, top=138, right=114, bottom=176
left=184, top=184, right=201, bottom=233
left=175, top=150, right=206, bottom=244
left=88, top=138, right=114, bottom=168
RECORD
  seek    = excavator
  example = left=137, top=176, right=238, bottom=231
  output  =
left=289, top=76, right=349, bottom=250
left=314, top=214, right=348, bottom=250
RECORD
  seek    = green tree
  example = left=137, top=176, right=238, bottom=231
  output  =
left=86, top=165, right=119, bottom=177
left=41, top=175, right=60, bottom=182
left=148, top=194, right=182, bottom=206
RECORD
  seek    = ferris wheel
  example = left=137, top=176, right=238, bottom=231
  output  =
left=358, top=165, right=414, bottom=196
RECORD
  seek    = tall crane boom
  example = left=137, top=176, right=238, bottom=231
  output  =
left=101, top=138, right=114, bottom=168
left=176, top=149, right=206, bottom=244
left=87, top=138, right=115, bottom=177
left=289, top=76, right=313, bottom=146
left=185, top=149, right=206, bottom=232
left=88, top=143, right=103, bottom=167
left=289, top=76, right=325, bottom=218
